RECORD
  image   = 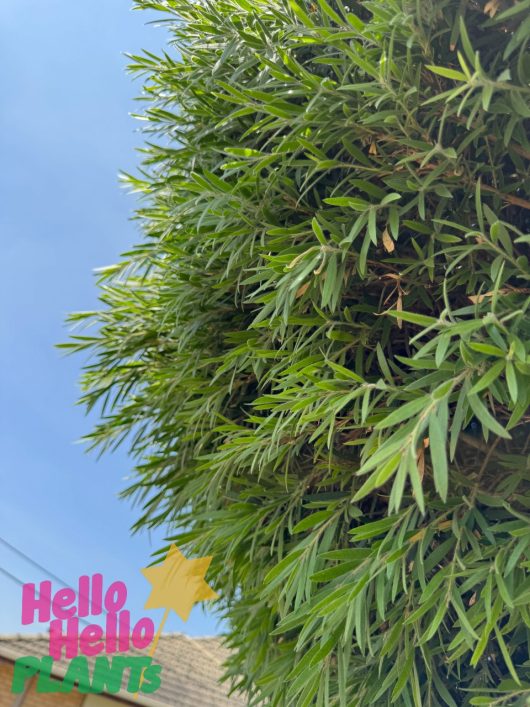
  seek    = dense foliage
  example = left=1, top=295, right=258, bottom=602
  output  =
left=66, top=0, right=530, bottom=704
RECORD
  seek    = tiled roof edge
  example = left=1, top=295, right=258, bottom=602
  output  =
left=0, top=641, right=168, bottom=707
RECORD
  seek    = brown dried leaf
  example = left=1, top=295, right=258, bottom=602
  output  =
left=437, top=520, right=452, bottom=531
left=468, top=289, right=503, bottom=304
left=468, top=287, right=530, bottom=304
left=468, top=293, right=486, bottom=304
left=396, top=289, right=403, bottom=329
left=313, top=260, right=325, bottom=275
left=409, top=529, right=425, bottom=544
left=382, top=227, right=395, bottom=253
left=484, top=0, right=500, bottom=17
left=296, top=282, right=310, bottom=298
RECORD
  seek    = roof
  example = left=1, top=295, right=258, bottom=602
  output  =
left=0, top=633, right=245, bottom=707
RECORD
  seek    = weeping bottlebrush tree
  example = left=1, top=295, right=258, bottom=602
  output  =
left=64, top=0, right=530, bottom=704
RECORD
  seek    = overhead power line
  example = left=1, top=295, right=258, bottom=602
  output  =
left=0, top=564, right=96, bottom=629
left=0, top=565, right=26, bottom=588
left=0, top=535, right=107, bottom=627
left=0, top=535, right=71, bottom=589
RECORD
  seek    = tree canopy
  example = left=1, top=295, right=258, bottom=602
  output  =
left=65, top=0, right=530, bottom=704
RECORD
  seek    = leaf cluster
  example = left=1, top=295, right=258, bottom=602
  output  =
left=64, top=0, right=530, bottom=703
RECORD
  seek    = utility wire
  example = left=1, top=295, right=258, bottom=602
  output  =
left=0, top=565, right=25, bottom=588
left=0, top=535, right=74, bottom=590
left=0, top=564, right=97, bottom=629
left=0, top=535, right=109, bottom=625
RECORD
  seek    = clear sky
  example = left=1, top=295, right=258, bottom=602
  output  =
left=0, top=1, right=222, bottom=637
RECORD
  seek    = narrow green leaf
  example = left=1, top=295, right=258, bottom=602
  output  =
left=494, top=626, right=521, bottom=686
left=327, top=361, right=364, bottom=382
left=468, top=359, right=505, bottom=395
left=429, top=408, right=448, bottom=501
left=385, top=310, right=438, bottom=328
left=312, top=217, right=327, bottom=246
left=264, top=549, right=305, bottom=586
left=467, top=392, right=511, bottom=439
left=293, top=510, right=334, bottom=533
left=468, top=342, right=506, bottom=357
left=375, top=396, right=428, bottom=429
left=426, top=65, right=467, bottom=81
left=505, top=361, right=518, bottom=404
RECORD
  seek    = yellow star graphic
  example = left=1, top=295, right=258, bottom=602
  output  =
left=141, top=544, right=219, bottom=622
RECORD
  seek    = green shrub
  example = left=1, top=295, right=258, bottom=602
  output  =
left=66, top=0, right=530, bottom=703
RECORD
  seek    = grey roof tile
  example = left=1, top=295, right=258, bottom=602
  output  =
left=0, top=634, right=246, bottom=706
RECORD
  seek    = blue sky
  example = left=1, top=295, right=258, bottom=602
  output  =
left=0, top=1, right=221, bottom=637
